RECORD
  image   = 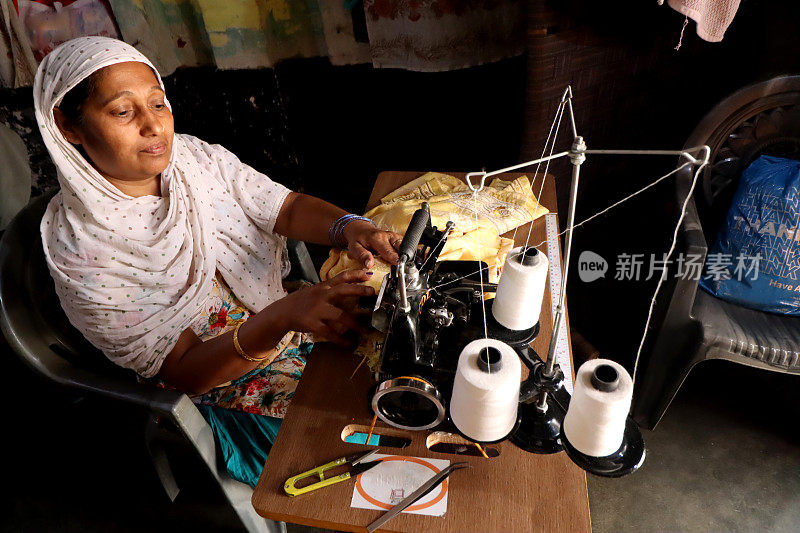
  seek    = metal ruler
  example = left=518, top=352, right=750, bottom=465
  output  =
left=545, top=213, right=574, bottom=393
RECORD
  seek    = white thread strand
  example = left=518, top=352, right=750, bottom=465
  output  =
left=473, top=191, right=489, bottom=342
left=431, top=265, right=492, bottom=292
left=632, top=160, right=707, bottom=388
left=428, top=161, right=694, bottom=294
left=526, top=160, right=693, bottom=251
left=675, top=15, right=689, bottom=51
left=432, top=95, right=562, bottom=280
left=419, top=229, right=449, bottom=272
left=510, top=99, right=566, bottom=247
left=518, top=99, right=567, bottom=258
left=432, top=158, right=706, bottom=392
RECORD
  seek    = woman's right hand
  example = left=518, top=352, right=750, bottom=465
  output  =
left=272, top=269, right=375, bottom=345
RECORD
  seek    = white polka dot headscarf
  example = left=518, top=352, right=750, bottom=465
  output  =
left=35, top=37, right=292, bottom=377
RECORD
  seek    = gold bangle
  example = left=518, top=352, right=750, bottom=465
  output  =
left=233, top=321, right=270, bottom=362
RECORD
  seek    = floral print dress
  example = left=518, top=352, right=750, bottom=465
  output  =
left=187, top=271, right=312, bottom=418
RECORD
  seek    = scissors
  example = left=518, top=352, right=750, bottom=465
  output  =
left=284, top=449, right=382, bottom=497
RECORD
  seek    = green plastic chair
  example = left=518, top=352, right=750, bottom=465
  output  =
left=0, top=189, right=317, bottom=532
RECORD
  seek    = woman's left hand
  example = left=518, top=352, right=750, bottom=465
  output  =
left=342, top=220, right=402, bottom=268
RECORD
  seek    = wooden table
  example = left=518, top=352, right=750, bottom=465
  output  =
left=252, top=171, right=591, bottom=532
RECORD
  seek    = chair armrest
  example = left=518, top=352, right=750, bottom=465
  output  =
left=675, top=164, right=708, bottom=259
left=60, top=367, right=186, bottom=416
left=1, top=327, right=186, bottom=416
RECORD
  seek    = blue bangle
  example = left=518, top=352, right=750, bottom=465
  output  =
left=328, top=214, right=357, bottom=246
left=329, top=214, right=375, bottom=248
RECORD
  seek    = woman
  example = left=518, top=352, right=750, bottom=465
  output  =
left=35, top=36, right=401, bottom=485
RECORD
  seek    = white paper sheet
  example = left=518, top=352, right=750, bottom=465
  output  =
left=350, top=454, right=450, bottom=517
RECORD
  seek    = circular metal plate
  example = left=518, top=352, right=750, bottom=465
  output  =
left=372, top=377, right=446, bottom=431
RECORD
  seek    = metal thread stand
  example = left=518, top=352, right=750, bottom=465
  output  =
left=466, top=86, right=710, bottom=468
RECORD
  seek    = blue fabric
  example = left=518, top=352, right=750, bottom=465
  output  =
left=701, top=155, right=800, bottom=315
left=197, top=404, right=282, bottom=487
left=344, top=432, right=381, bottom=446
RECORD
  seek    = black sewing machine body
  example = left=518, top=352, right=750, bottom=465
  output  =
left=370, top=203, right=500, bottom=431
left=377, top=261, right=490, bottom=393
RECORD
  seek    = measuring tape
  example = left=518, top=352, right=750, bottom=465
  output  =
left=545, top=213, right=574, bottom=393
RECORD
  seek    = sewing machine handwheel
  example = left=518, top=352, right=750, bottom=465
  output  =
left=372, top=376, right=446, bottom=431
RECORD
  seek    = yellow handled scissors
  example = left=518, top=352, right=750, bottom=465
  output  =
left=284, top=449, right=381, bottom=497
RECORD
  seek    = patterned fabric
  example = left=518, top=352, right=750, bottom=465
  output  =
left=189, top=271, right=311, bottom=419
left=195, top=343, right=309, bottom=419
left=35, top=37, right=293, bottom=378
left=0, top=0, right=38, bottom=87
left=17, top=0, right=121, bottom=62
left=188, top=271, right=255, bottom=342
left=363, top=0, right=525, bottom=72
left=107, top=0, right=370, bottom=76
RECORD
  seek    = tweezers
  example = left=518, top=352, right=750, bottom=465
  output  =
left=366, top=461, right=470, bottom=533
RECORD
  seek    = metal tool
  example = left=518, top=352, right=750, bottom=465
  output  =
left=365, top=461, right=471, bottom=533
left=468, top=86, right=707, bottom=475
left=283, top=449, right=381, bottom=497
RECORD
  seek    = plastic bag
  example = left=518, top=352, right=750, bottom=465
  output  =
left=700, top=155, right=800, bottom=314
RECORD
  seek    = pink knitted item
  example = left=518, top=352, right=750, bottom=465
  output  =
left=667, top=0, right=741, bottom=42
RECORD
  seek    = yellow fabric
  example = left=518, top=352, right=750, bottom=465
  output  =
left=320, top=172, right=548, bottom=290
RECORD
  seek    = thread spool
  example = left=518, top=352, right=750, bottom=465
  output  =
left=449, top=339, right=521, bottom=442
left=563, top=359, right=633, bottom=457
left=491, top=246, right=549, bottom=331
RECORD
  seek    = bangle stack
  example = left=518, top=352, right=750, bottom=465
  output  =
left=328, top=214, right=375, bottom=249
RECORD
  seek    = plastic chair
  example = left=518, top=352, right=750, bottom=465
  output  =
left=633, top=76, right=800, bottom=429
left=0, top=189, right=319, bottom=532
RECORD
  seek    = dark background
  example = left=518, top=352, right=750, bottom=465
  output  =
left=524, top=0, right=800, bottom=368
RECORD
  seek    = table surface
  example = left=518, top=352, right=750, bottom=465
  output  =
left=252, top=171, right=591, bottom=532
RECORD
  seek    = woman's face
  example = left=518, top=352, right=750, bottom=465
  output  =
left=55, top=61, right=174, bottom=185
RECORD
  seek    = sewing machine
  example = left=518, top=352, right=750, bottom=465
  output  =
left=369, top=202, right=485, bottom=430
left=369, top=201, right=549, bottom=435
